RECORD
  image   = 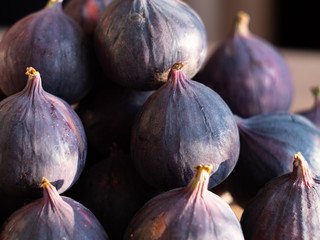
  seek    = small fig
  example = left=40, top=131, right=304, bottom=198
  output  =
left=195, top=11, right=294, bottom=117
left=241, top=152, right=320, bottom=239
left=0, top=177, right=108, bottom=239
left=131, top=63, right=240, bottom=191
left=124, top=164, right=244, bottom=240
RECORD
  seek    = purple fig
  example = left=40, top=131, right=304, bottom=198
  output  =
left=131, top=63, right=240, bottom=191
left=228, top=112, right=320, bottom=207
left=0, top=177, right=108, bottom=239
left=241, top=152, right=320, bottom=239
left=124, top=164, right=244, bottom=240
left=195, top=11, right=294, bottom=118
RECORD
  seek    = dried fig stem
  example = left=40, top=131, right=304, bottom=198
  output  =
left=234, top=11, right=250, bottom=36
left=186, top=164, right=213, bottom=196
left=293, top=152, right=314, bottom=187
left=45, top=0, right=63, bottom=9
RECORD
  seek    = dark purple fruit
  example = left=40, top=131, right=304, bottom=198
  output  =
left=195, top=11, right=293, bottom=118
left=94, top=0, right=207, bottom=90
left=131, top=63, right=240, bottom=191
left=0, top=0, right=93, bottom=104
left=297, top=86, right=320, bottom=129
left=64, top=0, right=113, bottom=35
left=74, top=145, right=160, bottom=240
left=228, top=112, right=320, bottom=207
left=76, top=82, right=154, bottom=157
left=124, top=164, right=244, bottom=240
left=0, top=67, right=87, bottom=198
left=0, top=177, right=108, bottom=239
left=241, top=152, right=320, bottom=239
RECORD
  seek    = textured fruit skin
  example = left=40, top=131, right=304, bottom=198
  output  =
left=76, top=82, right=154, bottom=156
left=0, top=1, right=93, bottom=104
left=228, top=113, right=320, bottom=207
left=0, top=178, right=108, bottom=240
left=75, top=147, right=160, bottom=240
left=241, top=153, right=320, bottom=240
left=64, top=0, right=113, bottom=35
left=0, top=70, right=87, bottom=198
left=124, top=164, right=244, bottom=240
left=131, top=64, right=240, bottom=190
left=94, top=0, right=207, bottom=90
left=195, top=12, right=293, bottom=118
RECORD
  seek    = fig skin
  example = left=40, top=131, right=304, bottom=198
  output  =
left=0, top=68, right=87, bottom=198
left=228, top=112, right=320, bottom=207
left=0, top=0, right=93, bottom=104
left=73, top=146, right=160, bottom=240
left=64, top=0, right=113, bottom=36
left=297, top=86, right=320, bottom=129
left=195, top=11, right=293, bottom=118
left=94, top=0, right=207, bottom=90
left=0, top=177, right=108, bottom=240
left=241, top=152, right=320, bottom=240
left=76, top=82, right=154, bottom=157
left=131, top=63, right=240, bottom=191
left=124, top=164, right=244, bottom=240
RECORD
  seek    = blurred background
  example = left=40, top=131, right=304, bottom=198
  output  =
left=1, top=0, right=320, bottom=50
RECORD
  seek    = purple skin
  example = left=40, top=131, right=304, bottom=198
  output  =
left=228, top=113, right=320, bottom=207
left=0, top=0, right=93, bottom=104
left=195, top=12, right=293, bottom=118
left=241, top=153, right=320, bottom=240
left=0, top=178, right=108, bottom=239
left=0, top=68, right=87, bottom=198
left=76, top=82, right=154, bottom=157
left=94, top=0, right=207, bottom=90
left=297, top=86, right=320, bottom=129
left=74, top=147, right=160, bottom=240
left=64, top=0, right=113, bottom=36
left=124, top=164, right=244, bottom=240
left=131, top=63, right=240, bottom=191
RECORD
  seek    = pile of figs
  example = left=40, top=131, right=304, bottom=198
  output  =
left=0, top=0, right=319, bottom=239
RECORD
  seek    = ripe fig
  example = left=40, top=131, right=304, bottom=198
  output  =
left=0, top=0, right=93, bottom=104
left=297, top=86, right=320, bottom=129
left=0, top=67, right=87, bottom=198
left=241, top=152, right=320, bottom=239
left=124, top=164, right=244, bottom=240
left=131, top=63, right=240, bottom=191
left=228, top=112, right=320, bottom=207
left=195, top=11, right=293, bottom=118
left=0, top=177, right=108, bottom=239
left=94, top=0, right=207, bottom=90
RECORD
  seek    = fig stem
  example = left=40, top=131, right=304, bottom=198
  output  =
left=293, top=152, right=314, bottom=187
left=45, top=0, right=63, bottom=9
left=186, top=164, right=213, bottom=195
left=234, top=11, right=250, bottom=36
left=41, top=177, right=55, bottom=189
left=25, top=67, right=39, bottom=78
left=312, top=86, right=320, bottom=102
left=168, top=62, right=184, bottom=80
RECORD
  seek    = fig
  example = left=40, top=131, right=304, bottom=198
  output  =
left=297, top=86, right=320, bottom=129
left=241, top=152, right=320, bottom=239
left=195, top=11, right=293, bottom=118
left=0, top=177, right=108, bottom=239
left=131, top=63, right=240, bottom=190
left=73, top=145, right=160, bottom=240
left=124, top=164, right=244, bottom=240
left=76, top=82, right=154, bottom=157
left=0, top=67, right=87, bottom=198
left=0, top=0, right=93, bottom=104
left=94, top=0, right=207, bottom=90
left=64, top=0, right=113, bottom=36
left=228, top=112, right=320, bottom=207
